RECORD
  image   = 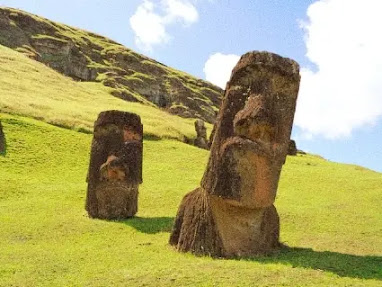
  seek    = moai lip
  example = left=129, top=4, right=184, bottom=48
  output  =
left=86, top=110, right=143, bottom=219
left=170, top=51, right=300, bottom=258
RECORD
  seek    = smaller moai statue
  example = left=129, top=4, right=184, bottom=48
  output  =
left=288, top=139, right=297, bottom=156
left=194, top=119, right=208, bottom=149
left=86, top=110, right=143, bottom=219
left=0, top=120, right=5, bottom=154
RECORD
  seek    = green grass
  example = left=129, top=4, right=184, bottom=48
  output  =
left=0, top=113, right=381, bottom=286
left=0, top=44, right=212, bottom=141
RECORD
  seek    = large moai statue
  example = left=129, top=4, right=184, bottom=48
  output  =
left=0, top=120, right=5, bottom=154
left=169, top=51, right=300, bottom=258
left=86, top=110, right=143, bottom=219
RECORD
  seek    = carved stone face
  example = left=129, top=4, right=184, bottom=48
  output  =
left=227, top=94, right=285, bottom=208
left=88, top=111, right=143, bottom=186
left=201, top=52, right=300, bottom=209
left=86, top=110, right=143, bottom=219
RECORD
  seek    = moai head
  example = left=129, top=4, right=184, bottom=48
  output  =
left=202, top=52, right=300, bottom=208
left=195, top=119, right=207, bottom=139
left=90, top=110, right=143, bottom=184
left=86, top=110, right=143, bottom=218
left=288, top=139, right=298, bottom=156
left=194, top=119, right=208, bottom=149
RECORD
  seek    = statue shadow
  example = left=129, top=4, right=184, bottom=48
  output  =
left=246, top=247, right=382, bottom=281
left=109, top=216, right=382, bottom=281
left=119, top=216, right=174, bottom=234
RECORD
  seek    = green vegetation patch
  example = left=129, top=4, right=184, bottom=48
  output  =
left=0, top=113, right=381, bottom=286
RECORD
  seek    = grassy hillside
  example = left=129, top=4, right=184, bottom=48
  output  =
left=0, top=113, right=381, bottom=286
left=0, top=44, right=211, bottom=141
left=0, top=7, right=223, bottom=122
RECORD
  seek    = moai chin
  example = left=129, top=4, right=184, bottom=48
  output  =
left=86, top=110, right=143, bottom=219
left=169, top=51, right=300, bottom=258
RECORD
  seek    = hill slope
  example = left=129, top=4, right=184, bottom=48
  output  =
left=0, top=113, right=381, bottom=286
left=0, top=44, right=212, bottom=141
left=0, top=7, right=223, bottom=123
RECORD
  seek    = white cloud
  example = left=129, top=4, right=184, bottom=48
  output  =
left=295, top=0, right=382, bottom=139
left=129, top=1, right=169, bottom=51
left=203, top=53, right=240, bottom=89
left=129, top=0, right=199, bottom=51
left=163, top=0, right=198, bottom=24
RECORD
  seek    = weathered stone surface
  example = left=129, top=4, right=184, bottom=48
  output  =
left=170, top=51, right=300, bottom=258
left=194, top=119, right=208, bottom=149
left=0, top=120, right=5, bottom=154
left=86, top=110, right=143, bottom=219
left=0, top=7, right=223, bottom=123
left=288, top=139, right=297, bottom=156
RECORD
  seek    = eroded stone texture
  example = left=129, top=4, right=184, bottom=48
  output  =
left=194, top=119, right=208, bottom=149
left=0, top=120, right=5, bottom=154
left=170, top=51, right=300, bottom=258
left=86, top=110, right=143, bottom=219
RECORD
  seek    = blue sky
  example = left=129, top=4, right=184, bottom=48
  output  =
left=1, top=0, right=381, bottom=173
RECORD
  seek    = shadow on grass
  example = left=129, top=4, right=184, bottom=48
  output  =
left=119, top=216, right=174, bottom=234
left=0, top=143, right=6, bottom=156
left=143, top=133, right=161, bottom=141
left=250, top=247, right=382, bottom=281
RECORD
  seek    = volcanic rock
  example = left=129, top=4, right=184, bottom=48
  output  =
left=86, top=110, right=143, bottom=219
left=169, top=51, right=300, bottom=258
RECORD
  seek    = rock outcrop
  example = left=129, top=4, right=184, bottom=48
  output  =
left=0, top=120, right=5, bottom=154
left=0, top=7, right=223, bottom=123
left=86, top=110, right=143, bottom=219
left=169, top=51, right=300, bottom=258
left=194, top=119, right=208, bottom=149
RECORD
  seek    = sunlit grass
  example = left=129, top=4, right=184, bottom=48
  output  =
left=0, top=113, right=381, bottom=286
